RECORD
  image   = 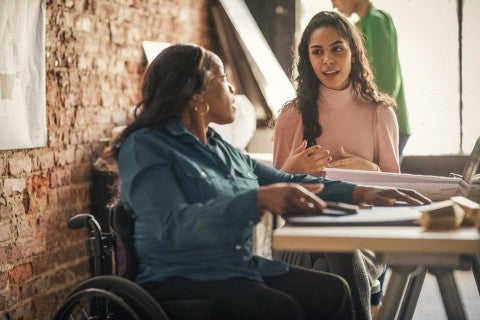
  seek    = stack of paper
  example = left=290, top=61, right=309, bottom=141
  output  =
left=325, top=137, right=480, bottom=202
left=325, top=168, right=477, bottom=201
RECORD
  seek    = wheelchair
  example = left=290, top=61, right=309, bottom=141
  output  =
left=53, top=205, right=213, bottom=320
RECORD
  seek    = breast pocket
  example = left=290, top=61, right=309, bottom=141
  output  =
left=232, top=167, right=259, bottom=191
left=175, top=165, right=222, bottom=203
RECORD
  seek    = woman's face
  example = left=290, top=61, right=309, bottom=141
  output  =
left=308, top=26, right=352, bottom=90
left=202, top=54, right=236, bottom=125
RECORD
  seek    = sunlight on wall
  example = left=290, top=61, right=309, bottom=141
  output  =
left=299, top=0, right=480, bottom=155
left=462, top=0, right=480, bottom=153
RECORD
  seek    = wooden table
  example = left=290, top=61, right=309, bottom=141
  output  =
left=273, top=226, right=480, bottom=320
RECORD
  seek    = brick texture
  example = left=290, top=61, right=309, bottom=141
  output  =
left=0, top=0, right=216, bottom=318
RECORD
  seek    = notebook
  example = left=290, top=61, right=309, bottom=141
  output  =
left=285, top=205, right=423, bottom=226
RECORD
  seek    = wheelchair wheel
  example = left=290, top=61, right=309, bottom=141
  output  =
left=53, top=287, right=141, bottom=319
left=53, top=275, right=169, bottom=320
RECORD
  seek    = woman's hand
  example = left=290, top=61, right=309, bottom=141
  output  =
left=281, top=141, right=332, bottom=176
left=257, top=183, right=326, bottom=216
left=352, top=185, right=432, bottom=206
left=329, top=147, right=380, bottom=171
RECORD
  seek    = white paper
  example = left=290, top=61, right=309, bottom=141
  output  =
left=325, top=168, right=461, bottom=201
left=0, top=0, right=46, bottom=150
left=142, top=41, right=171, bottom=64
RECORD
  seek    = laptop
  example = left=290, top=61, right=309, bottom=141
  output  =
left=455, top=136, right=480, bottom=201
left=285, top=136, right=480, bottom=227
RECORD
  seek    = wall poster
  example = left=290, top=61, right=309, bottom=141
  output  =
left=0, top=0, right=46, bottom=150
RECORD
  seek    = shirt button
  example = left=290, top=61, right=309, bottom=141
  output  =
left=235, top=245, right=242, bottom=250
left=200, top=171, right=207, bottom=178
left=248, top=220, right=254, bottom=226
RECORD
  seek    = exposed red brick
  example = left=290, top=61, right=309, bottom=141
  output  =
left=0, top=1, right=215, bottom=318
left=9, top=263, right=33, bottom=285
left=38, top=151, right=55, bottom=170
left=0, top=224, right=11, bottom=243
left=0, top=271, right=8, bottom=291
left=3, top=178, right=27, bottom=196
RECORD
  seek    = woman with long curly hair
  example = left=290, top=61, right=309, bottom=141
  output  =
left=274, top=11, right=399, bottom=176
left=273, top=11, right=400, bottom=320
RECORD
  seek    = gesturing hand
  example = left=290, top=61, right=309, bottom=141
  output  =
left=352, top=185, right=432, bottom=206
left=281, top=141, right=332, bottom=176
left=329, top=146, right=380, bottom=171
left=257, top=183, right=326, bottom=216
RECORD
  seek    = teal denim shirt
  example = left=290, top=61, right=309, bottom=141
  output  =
left=118, top=120, right=355, bottom=284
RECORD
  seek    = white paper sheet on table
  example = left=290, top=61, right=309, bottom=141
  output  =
left=324, top=168, right=478, bottom=201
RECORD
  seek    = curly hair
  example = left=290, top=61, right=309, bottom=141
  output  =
left=285, top=11, right=395, bottom=147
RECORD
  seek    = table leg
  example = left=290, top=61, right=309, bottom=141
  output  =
left=396, top=268, right=427, bottom=320
left=377, top=265, right=419, bottom=320
left=430, top=267, right=467, bottom=320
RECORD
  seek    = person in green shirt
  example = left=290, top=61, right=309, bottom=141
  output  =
left=332, top=0, right=411, bottom=162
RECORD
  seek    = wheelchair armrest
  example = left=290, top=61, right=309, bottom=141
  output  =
left=68, top=213, right=113, bottom=276
left=68, top=214, right=102, bottom=232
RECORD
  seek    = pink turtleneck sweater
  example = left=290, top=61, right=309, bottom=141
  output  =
left=273, top=85, right=400, bottom=173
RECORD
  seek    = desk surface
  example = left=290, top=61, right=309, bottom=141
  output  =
left=273, top=226, right=480, bottom=254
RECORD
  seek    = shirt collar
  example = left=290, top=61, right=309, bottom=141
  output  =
left=164, top=119, right=220, bottom=143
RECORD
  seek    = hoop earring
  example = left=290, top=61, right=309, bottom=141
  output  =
left=194, top=101, right=210, bottom=115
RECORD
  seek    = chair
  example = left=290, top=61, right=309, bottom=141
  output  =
left=53, top=210, right=168, bottom=320
left=109, top=204, right=215, bottom=319
left=53, top=204, right=214, bottom=320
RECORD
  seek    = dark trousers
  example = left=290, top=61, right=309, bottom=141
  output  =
left=142, top=265, right=355, bottom=320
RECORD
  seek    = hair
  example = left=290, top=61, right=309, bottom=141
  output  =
left=111, top=43, right=214, bottom=159
left=286, top=11, right=395, bottom=147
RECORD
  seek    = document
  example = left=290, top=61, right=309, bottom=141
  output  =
left=325, top=168, right=480, bottom=202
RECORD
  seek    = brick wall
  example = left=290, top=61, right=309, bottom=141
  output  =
left=0, top=0, right=216, bottom=318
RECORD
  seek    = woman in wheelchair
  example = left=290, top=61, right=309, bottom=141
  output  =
left=111, top=43, right=430, bottom=320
